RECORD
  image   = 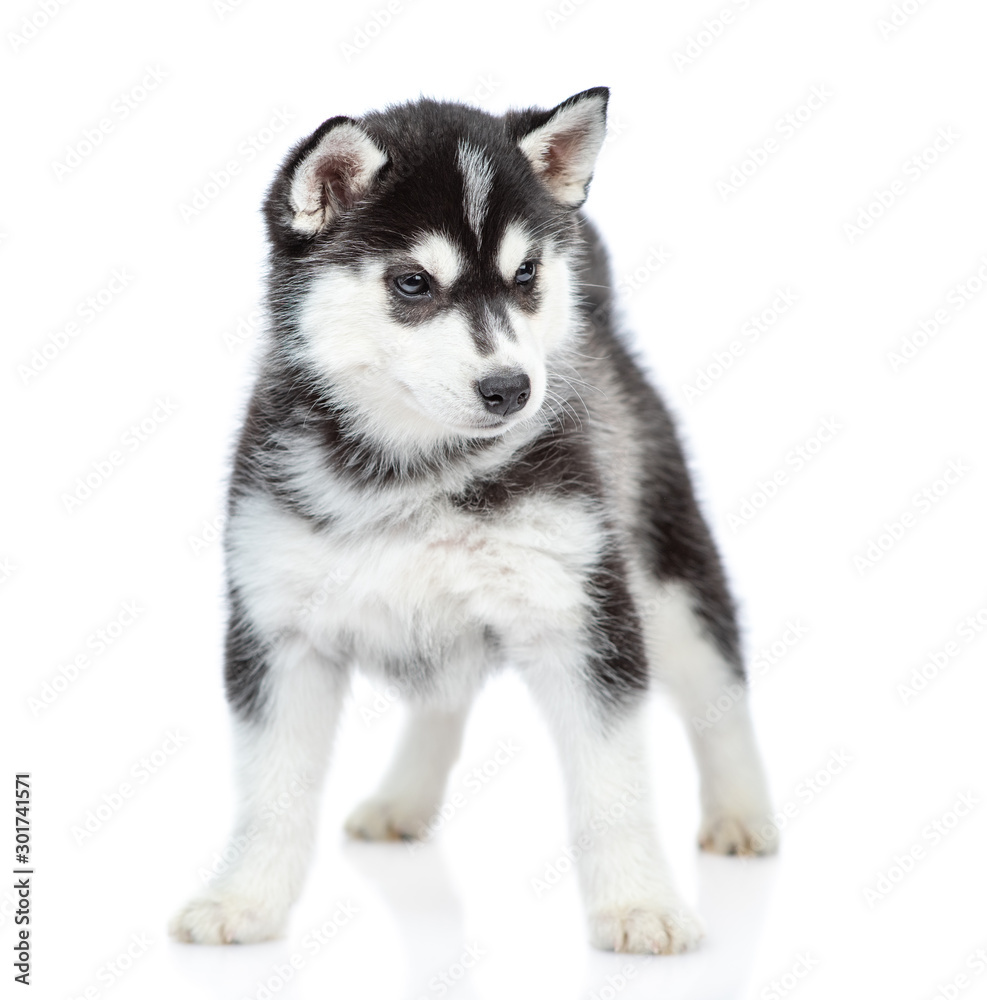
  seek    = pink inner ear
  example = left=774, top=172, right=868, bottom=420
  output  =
left=316, top=154, right=360, bottom=211
left=543, top=127, right=592, bottom=181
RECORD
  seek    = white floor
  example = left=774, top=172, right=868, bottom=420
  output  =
left=5, top=2, right=987, bottom=997
left=17, top=667, right=984, bottom=1000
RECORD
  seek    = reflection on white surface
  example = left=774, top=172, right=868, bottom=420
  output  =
left=161, top=794, right=778, bottom=999
left=343, top=839, right=482, bottom=1000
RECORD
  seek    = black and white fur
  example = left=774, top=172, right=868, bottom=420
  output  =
left=170, top=89, right=776, bottom=954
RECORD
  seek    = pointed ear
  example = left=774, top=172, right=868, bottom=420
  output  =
left=277, top=116, right=388, bottom=236
left=512, top=88, right=609, bottom=208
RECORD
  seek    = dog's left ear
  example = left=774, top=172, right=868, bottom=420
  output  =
left=511, top=87, right=609, bottom=209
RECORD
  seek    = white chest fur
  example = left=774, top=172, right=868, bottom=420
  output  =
left=227, top=488, right=605, bottom=684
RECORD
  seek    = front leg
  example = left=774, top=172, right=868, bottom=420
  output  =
left=519, top=564, right=704, bottom=955
left=170, top=631, right=347, bottom=944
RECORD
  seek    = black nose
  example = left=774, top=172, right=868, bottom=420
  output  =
left=477, top=372, right=531, bottom=417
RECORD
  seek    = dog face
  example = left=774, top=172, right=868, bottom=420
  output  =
left=263, top=89, right=609, bottom=453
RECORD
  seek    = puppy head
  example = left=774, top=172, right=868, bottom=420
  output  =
left=264, top=89, right=609, bottom=453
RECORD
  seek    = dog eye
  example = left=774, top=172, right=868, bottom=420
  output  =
left=394, top=272, right=431, bottom=297
left=515, top=261, right=536, bottom=286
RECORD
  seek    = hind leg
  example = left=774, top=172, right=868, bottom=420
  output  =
left=344, top=702, right=471, bottom=841
left=648, top=581, right=777, bottom=855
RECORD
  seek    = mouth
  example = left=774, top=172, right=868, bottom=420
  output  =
left=451, top=416, right=515, bottom=436
left=456, top=387, right=547, bottom=437
left=394, top=377, right=540, bottom=439
left=448, top=406, right=541, bottom=438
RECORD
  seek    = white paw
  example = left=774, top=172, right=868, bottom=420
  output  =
left=699, top=812, right=779, bottom=856
left=343, top=795, right=436, bottom=841
left=169, top=891, right=289, bottom=945
left=589, top=901, right=704, bottom=955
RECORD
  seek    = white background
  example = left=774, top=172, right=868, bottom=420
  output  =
left=3, top=1, right=986, bottom=998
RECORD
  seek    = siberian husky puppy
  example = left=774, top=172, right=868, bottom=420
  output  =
left=170, top=88, right=776, bottom=954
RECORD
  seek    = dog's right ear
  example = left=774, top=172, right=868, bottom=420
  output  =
left=268, top=116, right=388, bottom=239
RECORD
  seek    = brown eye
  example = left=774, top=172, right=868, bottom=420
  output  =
left=515, top=261, right=536, bottom=286
left=395, top=272, right=431, bottom=297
